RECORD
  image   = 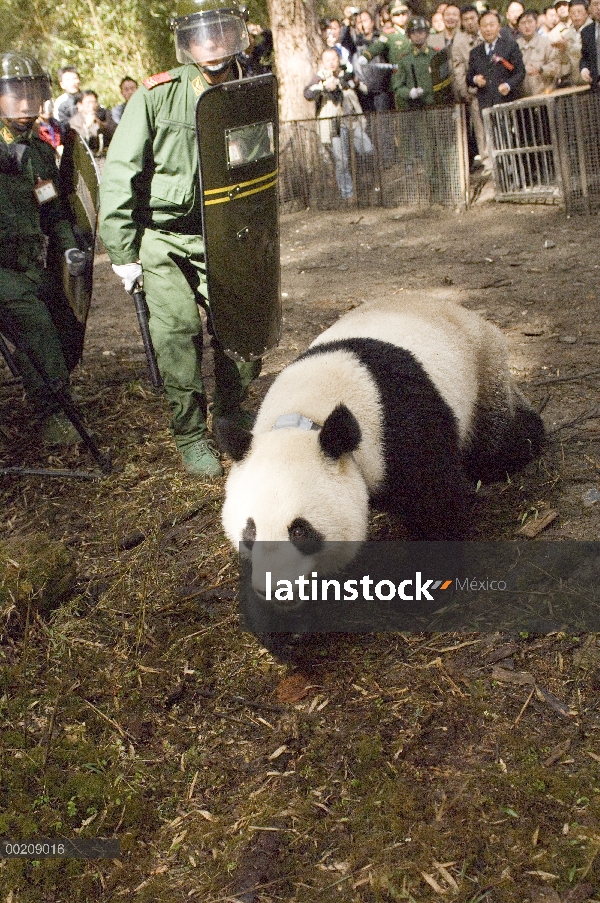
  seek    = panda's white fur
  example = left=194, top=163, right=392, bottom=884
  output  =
left=218, top=297, right=544, bottom=590
left=310, top=299, right=482, bottom=443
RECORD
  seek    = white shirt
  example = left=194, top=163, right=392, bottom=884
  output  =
left=334, top=43, right=351, bottom=64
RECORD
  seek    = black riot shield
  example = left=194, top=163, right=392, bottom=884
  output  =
left=59, top=131, right=100, bottom=324
left=431, top=46, right=454, bottom=107
left=196, top=74, right=281, bottom=362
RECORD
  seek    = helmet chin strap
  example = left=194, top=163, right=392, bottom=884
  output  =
left=2, top=117, right=34, bottom=135
left=198, top=56, right=234, bottom=76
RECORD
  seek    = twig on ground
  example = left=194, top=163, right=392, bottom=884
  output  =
left=548, top=407, right=600, bottom=435
left=532, top=368, right=600, bottom=387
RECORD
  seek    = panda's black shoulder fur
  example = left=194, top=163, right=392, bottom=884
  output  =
left=298, top=337, right=471, bottom=540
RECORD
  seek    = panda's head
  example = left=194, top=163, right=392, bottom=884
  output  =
left=217, top=404, right=369, bottom=598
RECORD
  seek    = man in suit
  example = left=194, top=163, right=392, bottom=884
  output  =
left=580, top=0, right=600, bottom=87
left=467, top=9, right=525, bottom=109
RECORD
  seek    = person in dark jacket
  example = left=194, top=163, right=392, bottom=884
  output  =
left=52, top=66, right=80, bottom=136
left=467, top=9, right=525, bottom=108
left=353, top=9, right=395, bottom=111
left=237, top=25, right=273, bottom=76
left=0, top=52, right=84, bottom=445
left=111, top=76, right=138, bottom=124
left=580, top=0, right=600, bottom=88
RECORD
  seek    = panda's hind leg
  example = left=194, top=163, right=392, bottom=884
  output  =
left=464, top=396, right=545, bottom=485
left=464, top=324, right=545, bottom=484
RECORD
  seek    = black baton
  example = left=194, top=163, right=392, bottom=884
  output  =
left=132, top=285, right=162, bottom=390
left=0, top=330, right=111, bottom=473
left=0, top=331, right=21, bottom=378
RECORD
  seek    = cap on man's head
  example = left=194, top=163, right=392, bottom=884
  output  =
left=390, top=2, right=410, bottom=13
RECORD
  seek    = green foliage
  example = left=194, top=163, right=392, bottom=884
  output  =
left=1, top=0, right=274, bottom=106
left=0, top=0, right=176, bottom=106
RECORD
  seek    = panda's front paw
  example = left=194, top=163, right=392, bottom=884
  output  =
left=213, top=416, right=253, bottom=461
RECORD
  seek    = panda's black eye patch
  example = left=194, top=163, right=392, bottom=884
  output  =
left=288, top=518, right=324, bottom=555
left=242, top=518, right=256, bottom=550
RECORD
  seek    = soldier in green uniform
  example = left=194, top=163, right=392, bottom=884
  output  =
left=393, top=17, right=436, bottom=110
left=394, top=19, right=454, bottom=203
left=357, top=0, right=411, bottom=93
left=0, top=52, right=83, bottom=446
left=99, top=0, right=260, bottom=478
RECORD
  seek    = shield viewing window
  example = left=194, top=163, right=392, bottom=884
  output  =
left=225, top=121, right=275, bottom=168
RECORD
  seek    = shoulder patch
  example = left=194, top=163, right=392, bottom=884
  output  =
left=143, top=71, right=173, bottom=90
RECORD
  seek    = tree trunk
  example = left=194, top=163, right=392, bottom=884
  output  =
left=267, top=0, right=323, bottom=122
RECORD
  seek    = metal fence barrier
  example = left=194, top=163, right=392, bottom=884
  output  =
left=279, top=105, right=469, bottom=212
left=483, top=95, right=560, bottom=203
left=554, top=88, right=600, bottom=215
left=483, top=86, right=600, bottom=213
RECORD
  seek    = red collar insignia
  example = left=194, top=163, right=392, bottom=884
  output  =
left=143, top=72, right=173, bottom=90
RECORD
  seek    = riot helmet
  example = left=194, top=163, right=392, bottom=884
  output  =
left=0, top=52, right=51, bottom=123
left=406, top=16, right=429, bottom=33
left=172, top=0, right=249, bottom=69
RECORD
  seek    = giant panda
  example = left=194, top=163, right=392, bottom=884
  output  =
left=217, top=297, right=545, bottom=593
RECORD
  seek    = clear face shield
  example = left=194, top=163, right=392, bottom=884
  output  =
left=174, top=9, right=249, bottom=65
left=0, top=76, right=51, bottom=121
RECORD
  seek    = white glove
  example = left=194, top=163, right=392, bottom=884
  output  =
left=409, top=87, right=424, bottom=99
left=65, top=248, right=87, bottom=276
left=357, top=55, right=369, bottom=66
left=112, top=262, right=143, bottom=293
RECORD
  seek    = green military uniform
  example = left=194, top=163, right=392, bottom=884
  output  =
left=0, top=121, right=80, bottom=413
left=361, top=28, right=411, bottom=87
left=393, top=45, right=436, bottom=110
left=99, top=63, right=258, bottom=453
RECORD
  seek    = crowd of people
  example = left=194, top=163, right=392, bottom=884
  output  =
left=40, top=66, right=139, bottom=156
left=303, top=0, right=599, bottom=188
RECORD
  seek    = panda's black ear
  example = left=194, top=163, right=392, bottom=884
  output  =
left=213, top=417, right=252, bottom=462
left=319, top=404, right=361, bottom=460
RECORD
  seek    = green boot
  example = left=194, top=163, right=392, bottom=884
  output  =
left=42, top=412, right=81, bottom=447
left=180, top=439, right=223, bottom=478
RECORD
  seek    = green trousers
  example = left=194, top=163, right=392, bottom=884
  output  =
left=139, top=228, right=259, bottom=450
left=0, top=266, right=78, bottom=415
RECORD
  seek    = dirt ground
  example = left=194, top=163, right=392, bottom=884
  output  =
left=1, top=201, right=600, bottom=903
